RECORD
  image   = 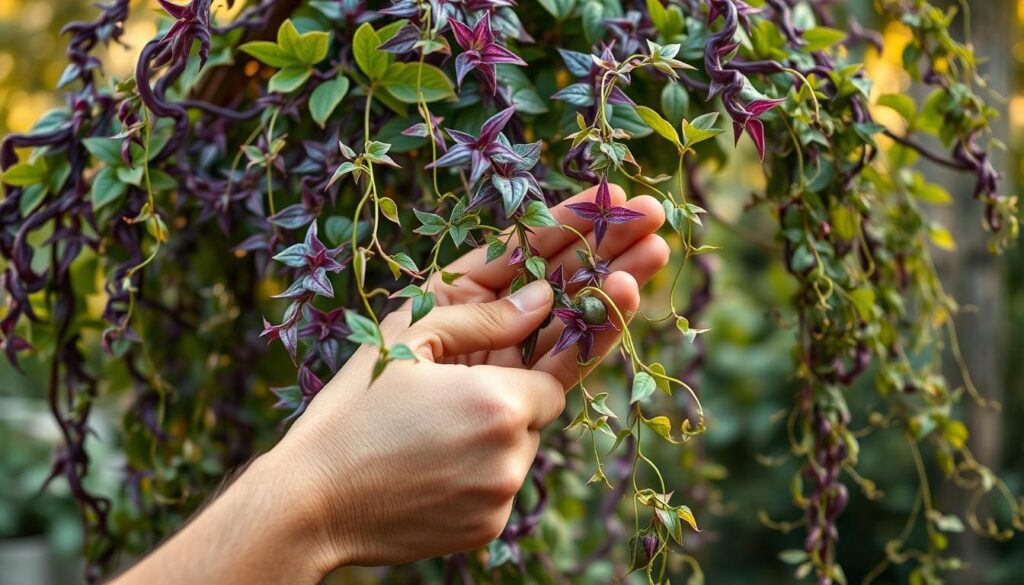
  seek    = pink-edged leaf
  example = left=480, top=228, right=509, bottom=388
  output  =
left=605, top=206, right=645, bottom=223
left=449, top=18, right=475, bottom=49
left=472, top=12, right=493, bottom=47
left=746, top=97, right=786, bottom=116
left=480, top=44, right=526, bottom=65
left=565, top=202, right=602, bottom=220
left=551, top=327, right=584, bottom=355
left=480, top=106, right=517, bottom=143
left=158, top=0, right=188, bottom=19
left=746, top=118, right=767, bottom=160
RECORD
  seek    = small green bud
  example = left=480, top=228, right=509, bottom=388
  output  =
left=580, top=296, right=608, bottom=325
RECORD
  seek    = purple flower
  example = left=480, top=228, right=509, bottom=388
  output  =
left=402, top=111, right=448, bottom=153
left=298, top=306, right=350, bottom=372
left=569, top=256, right=611, bottom=287
left=271, top=364, right=324, bottom=421
left=566, top=177, right=644, bottom=247
left=449, top=12, right=526, bottom=94
left=603, top=10, right=654, bottom=58
left=553, top=45, right=635, bottom=108
left=469, top=137, right=543, bottom=216
left=551, top=305, right=617, bottom=361
left=508, top=244, right=540, bottom=266
left=271, top=222, right=347, bottom=299
left=426, top=106, right=523, bottom=185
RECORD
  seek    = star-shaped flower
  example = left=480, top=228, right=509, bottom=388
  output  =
left=402, top=111, right=448, bottom=153
left=426, top=106, right=523, bottom=185
left=569, top=253, right=611, bottom=287
left=551, top=304, right=617, bottom=361
left=297, top=306, right=350, bottom=372
left=565, top=177, right=645, bottom=247
left=449, top=12, right=526, bottom=94
left=271, top=222, right=347, bottom=299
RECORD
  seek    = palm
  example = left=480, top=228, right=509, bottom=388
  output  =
left=402, top=184, right=669, bottom=389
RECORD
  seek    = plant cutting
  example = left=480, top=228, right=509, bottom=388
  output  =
left=0, top=0, right=1021, bottom=584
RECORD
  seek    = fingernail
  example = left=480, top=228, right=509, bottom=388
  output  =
left=507, top=280, right=551, bottom=313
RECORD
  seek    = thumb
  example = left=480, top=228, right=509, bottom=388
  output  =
left=405, top=280, right=553, bottom=359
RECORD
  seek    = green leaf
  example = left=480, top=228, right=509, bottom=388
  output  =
left=391, top=252, right=418, bottom=274
left=441, top=270, right=464, bottom=285
left=310, top=76, right=350, bottom=127
left=277, top=19, right=304, bottom=60
left=379, top=196, right=400, bottom=224
left=346, top=312, right=383, bottom=346
left=525, top=256, right=547, bottom=280
left=325, top=216, right=355, bottom=245
left=849, top=287, right=876, bottom=320
left=294, top=30, right=329, bottom=65
left=642, top=415, right=678, bottom=443
left=591, top=392, right=617, bottom=419
left=394, top=285, right=434, bottom=324
left=929, top=224, right=956, bottom=251
left=631, top=372, right=656, bottom=404
left=411, top=291, right=436, bottom=324
left=115, top=165, right=144, bottom=187
left=537, top=0, right=576, bottom=20
left=1, top=158, right=47, bottom=187
left=676, top=505, right=699, bottom=532
left=877, top=93, right=917, bottom=123
left=909, top=176, right=952, bottom=204
left=269, top=65, right=312, bottom=93
left=381, top=62, right=455, bottom=103
left=801, top=27, right=847, bottom=52
left=413, top=208, right=447, bottom=236
left=388, top=343, right=416, bottom=361
left=779, top=550, right=809, bottom=565
left=354, top=23, right=388, bottom=81
left=520, top=201, right=559, bottom=228
left=661, top=82, right=689, bottom=126
left=82, top=137, right=125, bottom=166
left=90, top=167, right=128, bottom=212
left=635, top=105, right=681, bottom=148
left=682, top=113, right=724, bottom=148
left=239, top=41, right=294, bottom=68
left=486, top=237, right=508, bottom=263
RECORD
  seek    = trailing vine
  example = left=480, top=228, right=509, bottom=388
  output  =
left=0, top=1, right=1020, bottom=583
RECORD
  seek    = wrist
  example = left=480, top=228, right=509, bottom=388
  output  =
left=260, top=430, right=357, bottom=573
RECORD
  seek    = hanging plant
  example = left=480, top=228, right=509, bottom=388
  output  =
left=1, top=0, right=1020, bottom=583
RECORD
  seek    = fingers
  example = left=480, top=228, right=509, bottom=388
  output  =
left=521, top=195, right=664, bottom=296
left=441, top=183, right=627, bottom=290
left=529, top=235, right=669, bottom=366
left=401, top=280, right=552, bottom=360
left=606, top=233, right=671, bottom=288
left=532, top=271, right=641, bottom=389
left=473, top=365, right=566, bottom=431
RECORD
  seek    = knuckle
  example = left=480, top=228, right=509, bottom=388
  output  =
left=470, top=512, right=510, bottom=547
left=471, top=303, right=507, bottom=341
left=491, top=467, right=525, bottom=499
left=478, top=393, right=526, bottom=440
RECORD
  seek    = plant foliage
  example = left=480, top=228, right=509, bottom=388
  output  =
left=0, top=0, right=1021, bottom=583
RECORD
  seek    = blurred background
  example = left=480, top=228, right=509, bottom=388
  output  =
left=0, top=0, right=1021, bottom=583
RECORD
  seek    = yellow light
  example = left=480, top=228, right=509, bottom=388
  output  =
left=0, top=0, right=21, bottom=21
left=1010, top=96, right=1024, bottom=130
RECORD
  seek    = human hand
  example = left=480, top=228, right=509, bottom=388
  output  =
left=273, top=183, right=668, bottom=571
left=112, top=185, right=668, bottom=585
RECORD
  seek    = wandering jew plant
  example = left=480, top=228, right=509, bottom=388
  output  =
left=1, top=0, right=1021, bottom=583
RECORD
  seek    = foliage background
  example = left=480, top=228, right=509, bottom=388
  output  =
left=0, top=0, right=1021, bottom=583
